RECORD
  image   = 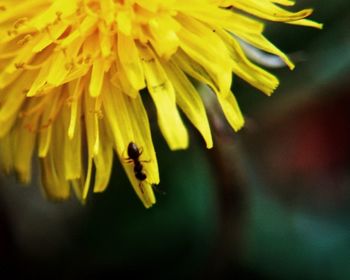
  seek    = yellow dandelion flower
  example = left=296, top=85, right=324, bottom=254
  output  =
left=0, top=0, right=321, bottom=208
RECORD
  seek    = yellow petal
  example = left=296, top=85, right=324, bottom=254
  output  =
left=178, top=4, right=264, bottom=34
left=148, top=15, right=181, bottom=58
left=216, top=90, right=245, bottom=131
left=117, top=32, right=146, bottom=92
left=67, top=78, right=84, bottom=139
left=228, top=0, right=322, bottom=29
left=173, top=50, right=220, bottom=94
left=163, top=60, right=213, bottom=148
left=0, top=72, right=30, bottom=137
left=177, top=14, right=232, bottom=97
left=89, top=59, right=105, bottom=97
left=41, top=123, right=71, bottom=200
left=139, top=45, right=189, bottom=150
left=93, top=121, right=113, bottom=193
left=218, top=29, right=279, bottom=95
left=234, top=29, right=295, bottom=70
left=102, top=78, right=158, bottom=207
left=61, top=106, right=82, bottom=181
left=11, top=121, right=37, bottom=183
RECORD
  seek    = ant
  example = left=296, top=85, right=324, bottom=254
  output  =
left=125, top=142, right=165, bottom=195
left=126, top=142, right=148, bottom=190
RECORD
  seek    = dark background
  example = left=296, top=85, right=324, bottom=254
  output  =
left=1, top=1, right=350, bottom=278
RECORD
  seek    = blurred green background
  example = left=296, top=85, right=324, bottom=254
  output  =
left=1, top=0, right=350, bottom=278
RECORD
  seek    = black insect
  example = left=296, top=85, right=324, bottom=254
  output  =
left=126, top=141, right=147, bottom=184
left=126, top=142, right=164, bottom=196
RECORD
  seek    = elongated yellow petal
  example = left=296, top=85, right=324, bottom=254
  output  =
left=122, top=91, right=160, bottom=185
left=139, top=45, right=189, bottom=150
left=102, top=78, right=158, bottom=207
left=177, top=14, right=233, bottom=97
left=173, top=50, right=221, bottom=95
left=62, top=106, right=82, bottom=181
left=89, top=59, right=105, bottom=97
left=93, top=121, right=113, bottom=193
left=216, top=90, right=245, bottom=131
left=218, top=29, right=279, bottom=95
left=234, top=29, right=295, bottom=70
left=0, top=72, right=32, bottom=137
left=233, top=0, right=313, bottom=22
left=177, top=4, right=264, bottom=34
left=41, top=119, right=71, bottom=200
left=163, top=60, right=213, bottom=148
left=102, top=80, right=135, bottom=154
left=117, top=32, right=146, bottom=92
left=8, top=121, right=37, bottom=183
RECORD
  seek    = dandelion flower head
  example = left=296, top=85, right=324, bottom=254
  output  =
left=0, top=0, right=321, bottom=207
